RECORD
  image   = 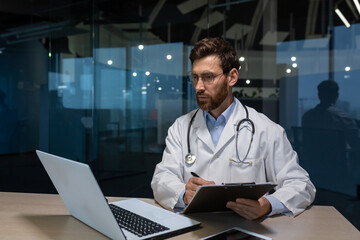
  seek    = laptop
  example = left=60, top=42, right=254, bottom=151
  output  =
left=36, top=150, right=200, bottom=240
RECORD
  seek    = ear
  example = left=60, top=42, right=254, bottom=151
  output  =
left=227, top=68, right=239, bottom=87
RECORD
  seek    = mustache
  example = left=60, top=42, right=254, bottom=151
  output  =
left=196, top=90, right=206, bottom=96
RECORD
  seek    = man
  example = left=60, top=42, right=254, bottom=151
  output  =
left=151, top=37, right=315, bottom=219
left=302, top=80, right=359, bottom=148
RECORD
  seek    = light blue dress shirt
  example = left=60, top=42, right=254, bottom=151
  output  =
left=203, top=100, right=235, bottom=147
left=175, top=99, right=289, bottom=216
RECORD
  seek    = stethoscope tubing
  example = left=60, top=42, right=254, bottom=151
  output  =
left=187, top=108, right=200, bottom=155
left=185, top=101, right=255, bottom=165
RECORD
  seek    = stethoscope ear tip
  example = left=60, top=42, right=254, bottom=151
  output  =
left=229, top=158, right=253, bottom=165
left=186, top=105, right=254, bottom=166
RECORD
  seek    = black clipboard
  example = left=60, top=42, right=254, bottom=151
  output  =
left=183, top=183, right=277, bottom=214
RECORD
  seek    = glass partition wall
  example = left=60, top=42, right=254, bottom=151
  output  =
left=0, top=0, right=359, bottom=228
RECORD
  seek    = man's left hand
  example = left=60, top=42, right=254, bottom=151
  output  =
left=226, top=196, right=271, bottom=220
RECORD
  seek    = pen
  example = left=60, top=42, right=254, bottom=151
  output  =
left=191, top=172, right=201, bottom=178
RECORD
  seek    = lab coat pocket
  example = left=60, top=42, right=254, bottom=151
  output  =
left=229, top=157, right=267, bottom=183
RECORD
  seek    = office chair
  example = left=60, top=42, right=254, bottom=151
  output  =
left=292, top=126, right=353, bottom=196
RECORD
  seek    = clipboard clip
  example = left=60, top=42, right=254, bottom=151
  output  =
left=221, top=182, right=255, bottom=186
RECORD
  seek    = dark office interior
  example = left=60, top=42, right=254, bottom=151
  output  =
left=0, top=0, right=359, bottom=231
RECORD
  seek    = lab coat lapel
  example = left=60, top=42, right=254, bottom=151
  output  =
left=193, top=110, right=215, bottom=152
left=214, top=99, right=245, bottom=153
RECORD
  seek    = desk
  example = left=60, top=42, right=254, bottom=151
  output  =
left=1, top=192, right=359, bottom=240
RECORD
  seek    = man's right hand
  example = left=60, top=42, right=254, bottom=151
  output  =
left=183, top=177, right=215, bottom=205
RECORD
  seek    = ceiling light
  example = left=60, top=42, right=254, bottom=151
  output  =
left=138, top=44, right=144, bottom=50
left=345, top=66, right=351, bottom=71
left=335, top=8, right=351, bottom=28
left=291, top=56, right=296, bottom=61
left=158, top=87, right=162, bottom=91
left=245, top=79, right=251, bottom=84
left=133, top=72, right=137, bottom=77
left=239, top=56, right=245, bottom=62
left=286, top=68, right=292, bottom=73
left=145, top=71, right=150, bottom=76
left=354, top=0, right=360, bottom=15
left=292, top=63, right=297, bottom=68
left=107, top=60, right=113, bottom=65
left=166, top=54, right=172, bottom=60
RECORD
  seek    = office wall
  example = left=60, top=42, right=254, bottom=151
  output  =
left=0, top=0, right=359, bottom=200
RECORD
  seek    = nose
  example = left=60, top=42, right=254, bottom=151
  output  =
left=194, top=78, right=205, bottom=92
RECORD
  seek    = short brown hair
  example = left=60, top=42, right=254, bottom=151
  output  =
left=189, top=37, right=240, bottom=73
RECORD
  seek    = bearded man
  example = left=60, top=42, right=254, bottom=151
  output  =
left=151, top=37, right=316, bottom=219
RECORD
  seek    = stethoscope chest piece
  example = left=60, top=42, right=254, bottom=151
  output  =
left=184, top=102, right=254, bottom=165
left=185, top=153, right=196, bottom=165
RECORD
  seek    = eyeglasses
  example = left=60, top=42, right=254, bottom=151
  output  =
left=188, top=72, right=227, bottom=85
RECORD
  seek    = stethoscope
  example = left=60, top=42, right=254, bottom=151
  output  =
left=184, top=102, right=255, bottom=165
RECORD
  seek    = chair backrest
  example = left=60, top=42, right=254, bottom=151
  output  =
left=292, top=126, right=349, bottom=194
left=292, top=126, right=347, bottom=159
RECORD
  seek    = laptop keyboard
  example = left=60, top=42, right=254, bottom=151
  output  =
left=109, top=204, right=170, bottom=237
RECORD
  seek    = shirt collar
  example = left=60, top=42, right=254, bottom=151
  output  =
left=203, top=97, right=236, bottom=123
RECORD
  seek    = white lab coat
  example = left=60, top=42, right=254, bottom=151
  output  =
left=151, top=98, right=316, bottom=216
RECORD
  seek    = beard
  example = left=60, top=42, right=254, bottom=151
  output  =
left=196, top=79, right=228, bottom=111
